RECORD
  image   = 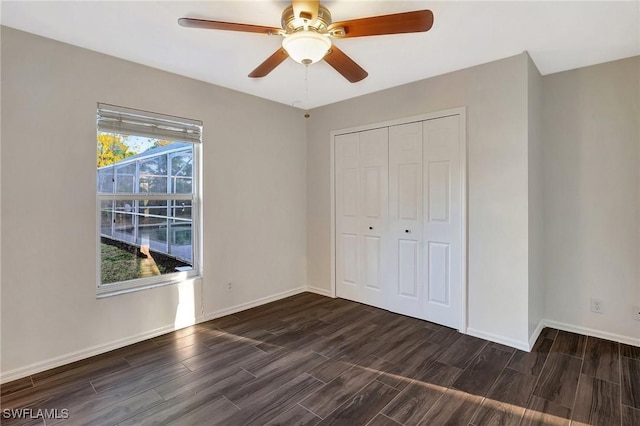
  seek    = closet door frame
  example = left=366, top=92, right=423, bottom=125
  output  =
left=330, top=107, right=468, bottom=334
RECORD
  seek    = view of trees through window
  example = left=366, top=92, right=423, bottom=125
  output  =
left=97, top=132, right=194, bottom=286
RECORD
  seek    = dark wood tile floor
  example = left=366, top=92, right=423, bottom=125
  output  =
left=1, top=293, right=639, bottom=425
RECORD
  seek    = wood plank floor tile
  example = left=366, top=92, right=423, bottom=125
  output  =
left=426, top=326, right=461, bottom=347
left=377, top=328, right=436, bottom=364
left=0, top=377, right=93, bottom=411
left=90, top=361, right=190, bottom=395
left=164, top=396, right=239, bottom=426
left=0, top=412, right=46, bottom=426
left=266, top=404, right=321, bottom=426
left=582, top=336, right=620, bottom=383
left=378, top=340, right=444, bottom=386
left=64, top=389, right=163, bottom=426
left=181, top=341, right=267, bottom=372
left=256, top=330, right=325, bottom=353
left=436, top=334, right=488, bottom=369
left=417, top=387, right=483, bottom=425
left=470, top=367, right=537, bottom=426
left=488, top=341, right=517, bottom=354
left=1, top=376, right=33, bottom=397
left=26, top=384, right=106, bottom=426
left=316, top=380, right=399, bottom=425
left=2, top=387, right=86, bottom=425
left=151, top=324, right=206, bottom=347
left=354, top=355, right=407, bottom=391
left=300, top=356, right=384, bottom=418
left=622, top=405, right=640, bottom=426
left=533, top=352, right=582, bottom=408
left=414, top=360, right=463, bottom=388
left=32, top=357, right=131, bottom=389
left=540, top=327, right=559, bottom=340
left=621, top=344, right=640, bottom=360
left=120, top=381, right=233, bottom=426
left=508, top=338, right=553, bottom=376
left=224, top=351, right=325, bottom=408
left=622, top=356, right=640, bottom=409
left=520, top=396, right=571, bottom=426
left=382, top=379, right=445, bottom=425
left=223, top=373, right=324, bottom=426
left=470, top=399, right=525, bottom=426
left=153, top=365, right=254, bottom=401
left=306, top=357, right=354, bottom=383
left=572, top=374, right=621, bottom=426
left=124, top=342, right=210, bottom=368
left=366, top=414, right=403, bottom=426
left=451, top=345, right=512, bottom=396
left=550, top=330, right=586, bottom=358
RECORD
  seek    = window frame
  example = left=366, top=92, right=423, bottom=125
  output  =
left=96, top=104, right=202, bottom=298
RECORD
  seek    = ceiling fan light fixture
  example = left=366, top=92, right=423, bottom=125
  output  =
left=282, top=31, right=331, bottom=65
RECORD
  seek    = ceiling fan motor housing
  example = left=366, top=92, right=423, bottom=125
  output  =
left=281, top=4, right=332, bottom=32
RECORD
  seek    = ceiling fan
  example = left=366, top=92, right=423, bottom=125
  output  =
left=178, top=0, right=434, bottom=83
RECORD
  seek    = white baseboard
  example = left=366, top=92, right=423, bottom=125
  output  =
left=466, top=327, right=530, bottom=352
left=528, top=319, right=545, bottom=350
left=543, top=319, right=640, bottom=347
left=306, top=285, right=334, bottom=298
left=0, top=315, right=206, bottom=384
left=204, top=286, right=307, bottom=321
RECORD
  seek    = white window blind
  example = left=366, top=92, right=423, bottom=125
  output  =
left=97, top=103, right=202, bottom=143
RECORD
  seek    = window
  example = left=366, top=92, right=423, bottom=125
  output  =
left=96, top=103, right=202, bottom=296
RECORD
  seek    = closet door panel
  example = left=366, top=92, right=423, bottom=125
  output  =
left=422, top=115, right=461, bottom=328
left=388, top=122, right=423, bottom=318
left=335, top=133, right=362, bottom=301
left=359, top=128, right=389, bottom=306
left=335, top=128, right=389, bottom=305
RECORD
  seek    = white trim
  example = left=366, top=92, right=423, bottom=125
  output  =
left=329, top=124, right=337, bottom=299
left=329, top=107, right=468, bottom=333
left=466, top=327, right=530, bottom=352
left=204, top=286, right=307, bottom=321
left=0, top=316, right=205, bottom=384
left=458, top=109, right=468, bottom=334
left=330, top=107, right=466, bottom=136
left=543, top=319, right=640, bottom=347
left=528, top=319, right=545, bottom=350
left=306, top=285, right=334, bottom=298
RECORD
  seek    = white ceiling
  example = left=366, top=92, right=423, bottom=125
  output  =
left=2, top=1, right=639, bottom=109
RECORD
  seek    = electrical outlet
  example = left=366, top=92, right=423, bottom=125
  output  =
left=633, top=305, right=640, bottom=321
left=591, top=298, right=603, bottom=314
left=227, top=282, right=233, bottom=292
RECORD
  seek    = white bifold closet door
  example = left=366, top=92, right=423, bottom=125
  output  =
left=335, top=127, right=389, bottom=308
left=335, top=114, right=462, bottom=329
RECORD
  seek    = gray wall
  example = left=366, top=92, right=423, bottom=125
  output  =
left=307, top=54, right=532, bottom=346
left=527, top=55, right=545, bottom=340
left=542, top=56, right=640, bottom=340
left=0, top=27, right=307, bottom=377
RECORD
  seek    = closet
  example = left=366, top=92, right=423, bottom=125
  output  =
left=334, top=113, right=464, bottom=329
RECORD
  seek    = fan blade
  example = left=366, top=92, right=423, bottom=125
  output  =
left=178, top=18, right=281, bottom=35
left=328, top=10, right=433, bottom=38
left=248, top=49, right=289, bottom=78
left=324, top=46, right=368, bottom=83
left=292, top=0, right=320, bottom=23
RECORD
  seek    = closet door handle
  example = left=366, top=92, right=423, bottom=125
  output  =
left=405, top=229, right=410, bottom=233
left=369, top=226, right=373, bottom=230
